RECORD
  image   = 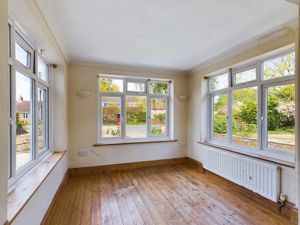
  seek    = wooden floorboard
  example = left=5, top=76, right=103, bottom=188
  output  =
left=42, top=164, right=294, bottom=225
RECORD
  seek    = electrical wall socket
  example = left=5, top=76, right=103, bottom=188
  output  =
left=78, top=149, right=88, bottom=156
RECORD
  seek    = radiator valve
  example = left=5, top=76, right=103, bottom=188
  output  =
left=278, top=194, right=287, bottom=212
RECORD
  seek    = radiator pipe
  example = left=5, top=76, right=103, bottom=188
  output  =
left=279, top=199, right=287, bottom=212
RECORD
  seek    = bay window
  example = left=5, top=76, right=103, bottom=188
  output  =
left=208, top=48, right=295, bottom=158
left=8, top=19, right=51, bottom=182
left=98, top=76, right=172, bottom=142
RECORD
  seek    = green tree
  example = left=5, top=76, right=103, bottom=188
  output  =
left=268, top=84, right=295, bottom=130
left=150, top=83, right=168, bottom=94
left=213, top=114, right=227, bottom=134
left=100, top=78, right=120, bottom=92
left=264, top=53, right=295, bottom=80
left=16, top=112, right=27, bottom=135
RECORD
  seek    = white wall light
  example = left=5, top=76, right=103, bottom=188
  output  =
left=177, top=94, right=188, bottom=101
left=76, top=90, right=92, bottom=98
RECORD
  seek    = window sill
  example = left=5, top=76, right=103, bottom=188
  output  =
left=7, top=151, right=67, bottom=224
left=94, top=139, right=178, bottom=146
left=197, top=141, right=295, bottom=168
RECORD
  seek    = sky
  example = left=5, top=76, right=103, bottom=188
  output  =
left=16, top=71, right=31, bottom=101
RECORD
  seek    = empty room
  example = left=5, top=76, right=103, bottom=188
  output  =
left=1, top=0, right=300, bottom=225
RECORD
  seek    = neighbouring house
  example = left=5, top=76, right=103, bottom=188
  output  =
left=16, top=96, right=31, bottom=121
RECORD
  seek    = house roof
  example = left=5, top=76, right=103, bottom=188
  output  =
left=16, top=101, right=30, bottom=113
left=16, top=101, right=42, bottom=113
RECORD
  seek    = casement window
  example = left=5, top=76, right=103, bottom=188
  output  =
left=98, top=75, right=171, bottom=142
left=8, top=19, right=51, bottom=183
left=208, top=49, right=295, bottom=158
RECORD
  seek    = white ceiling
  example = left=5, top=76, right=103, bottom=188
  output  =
left=36, top=0, right=297, bottom=71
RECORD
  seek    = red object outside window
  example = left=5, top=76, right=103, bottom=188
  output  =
left=117, top=114, right=121, bottom=125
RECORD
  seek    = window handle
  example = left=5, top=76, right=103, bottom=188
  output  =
left=9, top=118, right=15, bottom=125
left=260, top=116, right=263, bottom=121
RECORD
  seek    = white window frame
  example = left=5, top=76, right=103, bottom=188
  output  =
left=209, top=91, right=229, bottom=143
left=208, top=47, right=295, bottom=162
left=97, top=75, right=172, bottom=143
left=126, top=79, right=147, bottom=93
left=8, top=17, right=52, bottom=188
left=208, top=72, right=230, bottom=92
left=14, top=33, right=34, bottom=72
left=36, top=84, right=49, bottom=155
left=232, top=63, right=257, bottom=86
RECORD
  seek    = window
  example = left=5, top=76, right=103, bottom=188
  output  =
left=98, top=76, right=171, bottom=142
left=127, top=81, right=146, bottom=92
left=149, top=81, right=169, bottom=95
left=100, top=77, right=123, bottom=92
left=208, top=49, right=295, bottom=157
left=212, top=94, right=227, bottom=140
left=15, top=32, right=34, bottom=71
left=209, top=73, right=228, bottom=91
left=15, top=42, right=31, bottom=68
left=38, top=56, right=49, bottom=82
left=151, top=98, right=168, bottom=136
left=126, top=96, right=147, bottom=138
left=101, top=96, right=122, bottom=138
left=8, top=20, right=51, bottom=182
left=232, top=87, right=258, bottom=148
left=37, top=87, right=48, bottom=152
left=263, top=52, right=295, bottom=80
left=15, top=72, right=33, bottom=170
left=234, top=68, right=256, bottom=84
left=265, top=84, right=295, bottom=153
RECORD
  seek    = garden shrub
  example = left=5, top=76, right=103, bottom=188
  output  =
left=154, top=113, right=166, bottom=121
left=213, top=114, right=227, bottom=134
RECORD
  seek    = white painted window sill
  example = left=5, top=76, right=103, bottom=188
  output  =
left=7, top=151, right=66, bottom=224
left=94, top=139, right=178, bottom=146
left=197, top=141, right=295, bottom=168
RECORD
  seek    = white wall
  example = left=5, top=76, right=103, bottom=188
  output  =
left=187, top=26, right=298, bottom=204
left=11, top=153, right=68, bottom=225
left=68, top=63, right=188, bottom=168
left=53, top=64, right=69, bottom=151
left=0, top=1, right=9, bottom=224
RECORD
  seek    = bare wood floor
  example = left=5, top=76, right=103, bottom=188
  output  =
left=42, top=164, right=293, bottom=225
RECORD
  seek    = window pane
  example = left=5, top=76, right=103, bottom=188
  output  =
left=149, top=82, right=168, bottom=95
left=235, top=68, right=256, bottom=84
left=151, top=98, right=167, bottom=136
left=8, top=66, right=12, bottom=178
left=127, top=82, right=145, bottom=92
left=15, top=72, right=32, bottom=170
left=212, top=94, right=227, bottom=140
left=263, top=52, right=295, bottom=80
left=210, top=73, right=228, bottom=91
left=267, top=84, right=295, bottom=152
left=232, top=87, right=258, bottom=148
left=8, top=24, right=11, bottom=58
left=38, top=88, right=47, bottom=151
left=15, top=43, right=31, bottom=68
left=38, top=57, right=48, bottom=81
left=126, top=96, right=147, bottom=138
left=100, top=78, right=123, bottom=92
left=102, top=96, right=122, bottom=137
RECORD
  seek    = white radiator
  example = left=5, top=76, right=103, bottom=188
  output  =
left=202, top=147, right=280, bottom=202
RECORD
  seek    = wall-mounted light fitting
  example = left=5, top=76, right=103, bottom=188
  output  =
left=76, top=90, right=92, bottom=98
left=177, top=94, right=188, bottom=101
